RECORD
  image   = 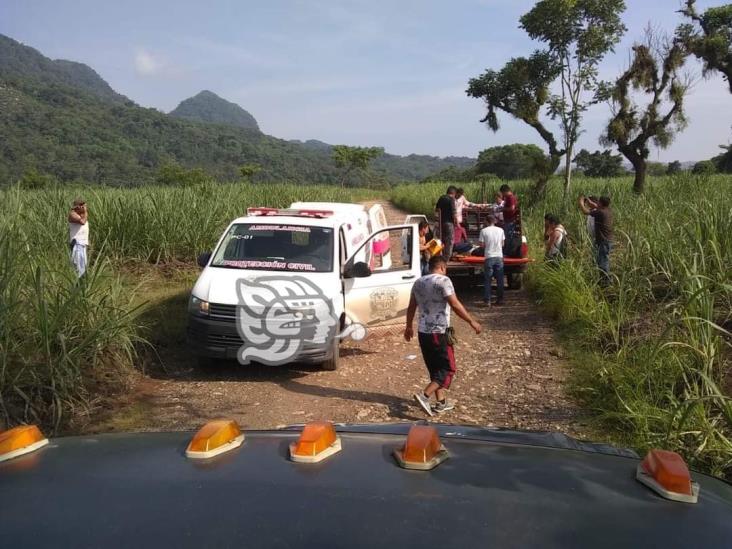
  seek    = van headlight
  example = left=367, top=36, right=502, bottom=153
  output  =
left=189, top=296, right=209, bottom=316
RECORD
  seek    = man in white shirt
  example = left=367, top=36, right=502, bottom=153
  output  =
left=478, top=215, right=505, bottom=305
left=68, top=198, right=89, bottom=277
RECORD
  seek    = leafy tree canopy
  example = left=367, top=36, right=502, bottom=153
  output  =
left=239, top=163, right=262, bottom=180
left=476, top=144, right=548, bottom=180
left=678, top=0, right=732, bottom=93
left=573, top=149, right=626, bottom=177
left=518, top=0, right=627, bottom=193
left=155, top=162, right=210, bottom=187
left=646, top=161, right=668, bottom=176
left=692, top=159, right=718, bottom=174
left=666, top=160, right=683, bottom=174
left=332, top=145, right=384, bottom=187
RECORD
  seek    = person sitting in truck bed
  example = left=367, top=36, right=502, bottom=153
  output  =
left=493, top=192, right=505, bottom=226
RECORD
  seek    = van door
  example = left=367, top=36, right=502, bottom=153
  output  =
left=343, top=225, right=420, bottom=330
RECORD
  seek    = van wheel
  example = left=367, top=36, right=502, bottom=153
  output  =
left=507, top=273, right=523, bottom=290
left=321, top=339, right=339, bottom=371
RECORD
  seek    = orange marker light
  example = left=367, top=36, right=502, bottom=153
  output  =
left=186, top=419, right=245, bottom=459
left=289, top=421, right=342, bottom=463
left=0, top=425, right=49, bottom=463
left=636, top=449, right=699, bottom=504
left=393, top=425, right=449, bottom=471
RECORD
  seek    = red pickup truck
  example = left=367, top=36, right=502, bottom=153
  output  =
left=406, top=208, right=531, bottom=289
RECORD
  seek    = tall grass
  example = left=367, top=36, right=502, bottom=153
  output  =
left=0, top=181, right=378, bottom=431
left=392, top=175, right=732, bottom=478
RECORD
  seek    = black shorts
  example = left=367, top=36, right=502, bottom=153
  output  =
left=418, top=332, right=456, bottom=389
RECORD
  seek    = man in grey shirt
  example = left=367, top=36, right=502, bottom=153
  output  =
left=405, top=255, right=481, bottom=415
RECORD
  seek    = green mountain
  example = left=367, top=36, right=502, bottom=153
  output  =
left=0, top=34, right=127, bottom=104
left=0, top=33, right=474, bottom=186
left=170, top=90, right=259, bottom=131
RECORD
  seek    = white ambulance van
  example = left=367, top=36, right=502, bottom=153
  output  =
left=187, top=203, right=420, bottom=370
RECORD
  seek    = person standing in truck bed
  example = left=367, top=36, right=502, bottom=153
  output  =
left=435, top=186, right=457, bottom=260
left=499, top=184, right=519, bottom=237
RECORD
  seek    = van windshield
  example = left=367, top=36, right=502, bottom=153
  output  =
left=211, top=223, right=334, bottom=272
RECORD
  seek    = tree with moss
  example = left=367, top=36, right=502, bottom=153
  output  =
left=518, top=0, right=627, bottom=195
left=601, top=28, right=691, bottom=193
left=467, top=52, right=564, bottom=196
left=332, top=145, right=384, bottom=187
left=678, top=0, right=732, bottom=93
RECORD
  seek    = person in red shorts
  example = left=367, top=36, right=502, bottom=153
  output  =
left=404, top=255, right=482, bottom=415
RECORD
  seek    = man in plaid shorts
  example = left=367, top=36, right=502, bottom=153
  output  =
left=404, top=255, right=481, bottom=415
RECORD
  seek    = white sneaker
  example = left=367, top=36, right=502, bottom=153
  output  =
left=413, top=393, right=433, bottom=416
left=432, top=400, right=455, bottom=414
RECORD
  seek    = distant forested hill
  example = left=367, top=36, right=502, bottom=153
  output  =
left=0, top=34, right=127, bottom=104
left=170, top=90, right=260, bottom=131
left=0, top=33, right=473, bottom=186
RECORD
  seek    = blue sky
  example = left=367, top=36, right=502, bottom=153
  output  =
left=2, top=0, right=730, bottom=161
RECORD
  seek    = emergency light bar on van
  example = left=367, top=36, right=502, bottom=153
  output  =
left=246, top=207, right=334, bottom=218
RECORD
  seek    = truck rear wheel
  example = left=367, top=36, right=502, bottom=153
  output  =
left=321, top=339, right=339, bottom=371
left=507, top=272, right=523, bottom=290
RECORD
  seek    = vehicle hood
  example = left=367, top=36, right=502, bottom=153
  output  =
left=2, top=424, right=731, bottom=548
left=192, top=268, right=341, bottom=306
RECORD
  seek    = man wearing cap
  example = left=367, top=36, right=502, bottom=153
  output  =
left=68, top=198, right=89, bottom=277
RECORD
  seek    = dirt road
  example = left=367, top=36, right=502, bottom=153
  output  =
left=89, top=202, right=584, bottom=436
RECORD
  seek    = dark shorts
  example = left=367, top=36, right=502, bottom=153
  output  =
left=418, top=332, right=456, bottom=389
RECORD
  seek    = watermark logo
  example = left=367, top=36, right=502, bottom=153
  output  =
left=235, top=276, right=366, bottom=366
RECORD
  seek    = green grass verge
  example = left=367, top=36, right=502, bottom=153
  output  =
left=392, top=175, right=732, bottom=479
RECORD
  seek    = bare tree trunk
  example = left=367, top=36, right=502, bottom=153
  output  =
left=563, top=144, right=573, bottom=200
left=632, top=159, right=647, bottom=194
left=628, top=155, right=648, bottom=194
left=532, top=154, right=563, bottom=197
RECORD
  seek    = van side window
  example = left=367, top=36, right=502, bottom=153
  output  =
left=367, top=227, right=413, bottom=273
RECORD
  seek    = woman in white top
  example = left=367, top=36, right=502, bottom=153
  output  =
left=68, top=198, right=89, bottom=277
left=544, top=214, right=567, bottom=261
left=454, top=188, right=475, bottom=226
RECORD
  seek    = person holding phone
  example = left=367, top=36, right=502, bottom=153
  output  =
left=68, top=198, right=89, bottom=277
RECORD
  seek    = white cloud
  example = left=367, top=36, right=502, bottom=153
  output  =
left=134, top=49, right=163, bottom=76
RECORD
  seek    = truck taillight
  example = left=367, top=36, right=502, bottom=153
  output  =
left=520, top=242, right=528, bottom=258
